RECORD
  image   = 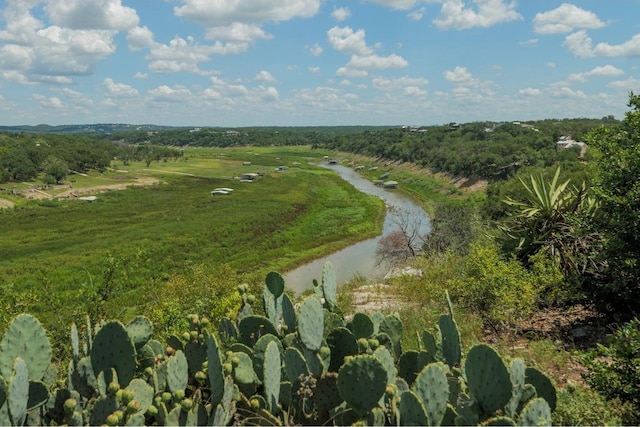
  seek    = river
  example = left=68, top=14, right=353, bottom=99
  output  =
left=283, top=164, right=430, bottom=294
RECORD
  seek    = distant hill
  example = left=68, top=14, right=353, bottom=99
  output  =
left=0, top=123, right=181, bottom=134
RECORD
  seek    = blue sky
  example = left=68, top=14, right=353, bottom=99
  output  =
left=0, top=1, right=639, bottom=127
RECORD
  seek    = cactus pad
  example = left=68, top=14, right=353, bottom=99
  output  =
left=321, top=261, right=337, bottom=309
left=0, top=314, right=52, bottom=382
left=399, top=390, right=428, bottom=426
left=525, top=367, right=556, bottom=411
left=8, top=357, right=29, bottom=426
left=263, top=341, right=281, bottom=413
left=438, top=313, right=461, bottom=367
left=517, top=397, right=551, bottom=426
left=337, top=355, right=387, bottom=416
left=90, top=321, right=136, bottom=387
left=205, top=330, right=225, bottom=407
left=464, top=344, right=511, bottom=416
left=238, top=315, right=279, bottom=347
left=298, top=297, right=324, bottom=351
left=125, top=316, right=153, bottom=350
left=349, top=313, right=374, bottom=339
left=413, top=363, right=449, bottom=426
left=252, top=334, right=283, bottom=382
left=327, top=327, right=358, bottom=372
left=166, top=350, right=189, bottom=392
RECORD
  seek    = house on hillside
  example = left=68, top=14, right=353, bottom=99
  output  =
left=383, top=180, right=398, bottom=189
left=556, top=135, right=587, bottom=157
left=239, top=173, right=260, bottom=182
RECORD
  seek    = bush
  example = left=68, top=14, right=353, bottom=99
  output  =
left=553, top=384, right=624, bottom=426
left=582, top=318, right=640, bottom=425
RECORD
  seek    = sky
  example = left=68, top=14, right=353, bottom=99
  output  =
left=0, top=1, right=639, bottom=127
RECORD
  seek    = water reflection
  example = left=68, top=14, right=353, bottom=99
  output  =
left=283, top=164, right=430, bottom=294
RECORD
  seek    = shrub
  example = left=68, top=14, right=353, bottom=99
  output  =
left=582, top=318, right=640, bottom=425
left=553, top=384, right=624, bottom=426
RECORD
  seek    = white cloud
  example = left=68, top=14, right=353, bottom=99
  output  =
left=444, top=66, right=474, bottom=84
left=568, top=65, right=624, bottom=83
left=308, top=66, right=320, bottom=73
left=307, top=44, right=323, bottom=56
left=44, top=0, right=139, bottom=31
left=607, top=77, right=640, bottom=91
left=327, top=26, right=373, bottom=56
left=434, top=0, right=522, bottom=30
left=174, top=0, right=321, bottom=27
left=103, top=77, right=139, bottom=97
left=148, top=85, right=193, bottom=102
left=372, top=75, right=428, bottom=91
left=332, top=7, right=350, bottom=22
left=518, top=87, right=541, bottom=96
left=549, top=86, right=587, bottom=99
left=564, top=30, right=640, bottom=58
left=409, top=8, right=425, bottom=21
left=134, top=72, right=148, bottom=79
left=0, top=3, right=123, bottom=83
left=205, top=23, right=272, bottom=43
left=127, top=26, right=155, bottom=51
left=533, top=4, right=604, bottom=35
left=328, top=26, right=408, bottom=76
left=363, top=0, right=426, bottom=10
left=443, top=66, right=495, bottom=101
left=255, top=70, right=277, bottom=83
left=32, top=94, right=64, bottom=108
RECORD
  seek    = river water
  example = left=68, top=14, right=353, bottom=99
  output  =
left=283, top=164, right=430, bottom=294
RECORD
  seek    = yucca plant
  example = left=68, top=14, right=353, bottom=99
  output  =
left=497, top=167, right=600, bottom=280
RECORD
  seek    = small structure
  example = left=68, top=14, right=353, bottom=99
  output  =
left=211, top=187, right=233, bottom=195
left=242, top=161, right=252, bottom=166
left=239, top=173, right=259, bottom=182
left=383, top=180, right=398, bottom=189
left=354, top=165, right=365, bottom=171
left=328, top=159, right=338, bottom=165
left=379, top=172, right=390, bottom=180
left=78, top=196, right=98, bottom=202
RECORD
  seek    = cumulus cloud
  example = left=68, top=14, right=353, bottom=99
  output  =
left=434, top=0, right=522, bottom=30
left=255, top=70, right=277, bottom=83
left=127, top=26, right=154, bottom=51
left=148, top=85, right=193, bottom=102
left=443, top=66, right=495, bottom=101
left=518, top=87, right=541, bottom=96
left=408, top=8, right=426, bottom=21
left=174, top=0, right=320, bottom=28
left=0, top=1, right=132, bottom=84
left=568, top=65, right=624, bottom=83
left=44, top=0, right=139, bottom=31
left=363, top=0, right=425, bottom=10
left=564, top=30, right=640, bottom=58
left=307, top=44, right=323, bottom=56
left=332, top=7, right=350, bottom=22
left=103, top=77, right=139, bottom=97
left=533, top=4, right=604, bottom=35
left=328, top=26, right=408, bottom=77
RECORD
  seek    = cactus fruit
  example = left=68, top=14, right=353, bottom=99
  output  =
left=91, top=321, right=136, bottom=387
left=413, top=363, right=449, bottom=426
left=0, top=314, right=52, bottom=382
left=464, top=344, right=512, bottom=417
left=298, top=297, right=324, bottom=351
left=337, top=355, right=388, bottom=416
left=399, top=390, right=428, bottom=426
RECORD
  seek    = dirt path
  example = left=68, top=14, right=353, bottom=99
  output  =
left=55, top=176, right=159, bottom=198
left=0, top=198, right=15, bottom=208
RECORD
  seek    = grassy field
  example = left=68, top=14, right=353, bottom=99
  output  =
left=0, top=146, right=384, bottom=330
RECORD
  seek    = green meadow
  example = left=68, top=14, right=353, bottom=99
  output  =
left=0, top=147, right=384, bottom=331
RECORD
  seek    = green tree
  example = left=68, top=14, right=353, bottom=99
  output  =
left=586, top=92, right=640, bottom=316
left=42, top=155, right=68, bottom=184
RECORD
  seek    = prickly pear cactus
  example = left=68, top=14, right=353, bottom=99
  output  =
left=506, top=358, right=526, bottom=418
left=321, top=261, right=337, bottom=309
left=298, top=297, right=324, bottom=351
left=525, top=367, right=557, bottom=412
left=263, top=341, right=281, bottom=413
left=8, top=357, right=29, bottom=426
left=337, top=355, right=388, bottom=416
left=90, top=321, right=136, bottom=387
left=125, top=316, right=153, bottom=350
left=399, top=390, right=428, bottom=426
left=205, top=330, right=225, bottom=407
left=349, top=312, right=374, bottom=339
left=0, top=314, right=52, bottom=382
left=166, top=350, right=189, bottom=393
left=264, top=271, right=285, bottom=324
left=464, top=344, right=512, bottom=417
left=517, top=397, right=551, bottom=426
left=413, top=363, right=449, bottom=426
